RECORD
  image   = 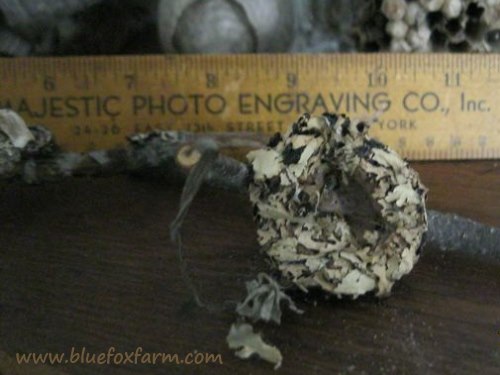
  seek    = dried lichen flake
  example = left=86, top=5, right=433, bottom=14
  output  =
left=227, top=322, right=283, bottom=369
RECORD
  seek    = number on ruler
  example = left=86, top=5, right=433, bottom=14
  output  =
left=287, top=73, right=298, bottom=88
left=124, top=74, right=137, bottom=90
left=368, top=71, right=387, bottom=88
left=43, top=75, right=56, bottom=91
left=479, top=135, right=487, bottom=147
left=450, top=135, right=462, bottom=148
left=444, top=72, right=460, bottom=87
left=206, top=73, right=218, bottom=88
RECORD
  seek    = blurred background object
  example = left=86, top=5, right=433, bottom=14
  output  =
left=0, top=0, right=499, bottom=56
left=0, top=0, right=370, bottom=56
left=356, top=0, right=500, bottom=52
left=0, top=0, right=160, bottom=55
left=158, top=0, right=295, bottom=53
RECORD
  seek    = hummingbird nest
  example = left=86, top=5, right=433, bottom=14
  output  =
left=357, top=0, right=500, bottom=52
left=247, top=113, right=428, bottom=298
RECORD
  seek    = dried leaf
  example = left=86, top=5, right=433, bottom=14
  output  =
left=227, top=322, right=282, bottom=369
left=0, top=109, right=34, bottom=149
left=236, top=273, right=303, bottom=324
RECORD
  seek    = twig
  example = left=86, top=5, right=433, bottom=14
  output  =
left=3, top=126, right=499, bottom=261
left=426, top=211, right=500, bottom=261
left=1, top=130, right=257, bottom=189
left=160, top=134, right=499, bottom=262
left=2, top=118, right=498, bottom=310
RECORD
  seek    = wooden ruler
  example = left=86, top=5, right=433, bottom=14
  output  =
left=0, top=54, right=499, bottom=159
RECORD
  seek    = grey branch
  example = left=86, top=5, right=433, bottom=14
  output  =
left=426, top=211, right=500, bottom=261
left=1, top=127, right=255, bottom=189
left=1, top=112, right=498, bottom=261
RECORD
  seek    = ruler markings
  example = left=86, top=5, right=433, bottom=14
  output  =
left=0, top=54, right=499, bottom=159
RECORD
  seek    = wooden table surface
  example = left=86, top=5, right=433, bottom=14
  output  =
left=0, top=161, right=499, bottom=375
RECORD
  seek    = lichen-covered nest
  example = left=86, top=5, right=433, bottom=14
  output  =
left=247, top=113, right=428, bottom=298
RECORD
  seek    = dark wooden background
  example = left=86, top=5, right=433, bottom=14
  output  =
left=1, top=161, right=499, bottom=375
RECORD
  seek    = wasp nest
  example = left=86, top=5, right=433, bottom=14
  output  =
left=247, top=113, right=428, bottom=298
left=357, top=0, right=500, bottom=52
